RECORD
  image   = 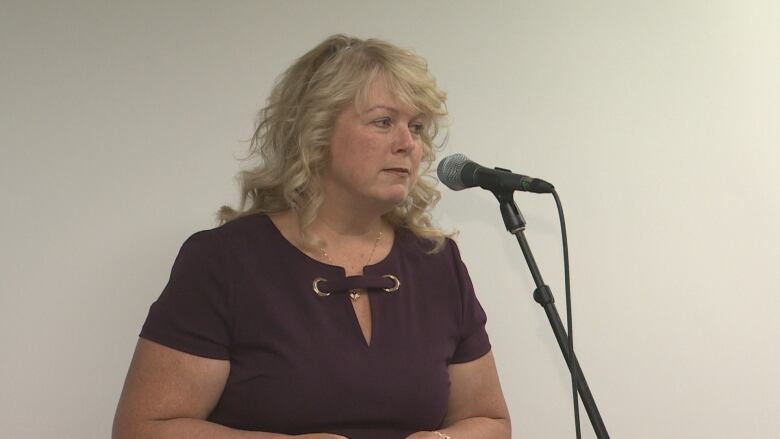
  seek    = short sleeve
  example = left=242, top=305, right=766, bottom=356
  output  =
left=140, top=230, right=232, bottom=360
left=448, top=240, right=491, bottom=364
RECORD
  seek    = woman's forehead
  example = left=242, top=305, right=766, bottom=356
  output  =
left=355, top=75, right=423, bottom=116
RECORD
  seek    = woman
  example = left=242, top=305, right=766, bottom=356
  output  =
left=113, top=35, right=510, bottom=439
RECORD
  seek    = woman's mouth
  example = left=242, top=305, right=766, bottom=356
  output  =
left=383, top=168, right=409, bottom=176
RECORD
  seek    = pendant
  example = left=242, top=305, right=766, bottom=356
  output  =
left=349, top=289, right=361, bottom=301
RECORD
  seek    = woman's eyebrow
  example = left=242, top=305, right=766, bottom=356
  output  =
left=364, top=105, right=399, bottom=114
left=364, top=106, right=426, bottom=120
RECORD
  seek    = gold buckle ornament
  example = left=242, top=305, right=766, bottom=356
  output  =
left=382, top=274, right=400, bottom=293
left=312, top=277, right=330, bottom=297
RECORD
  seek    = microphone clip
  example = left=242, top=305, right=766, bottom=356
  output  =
left=493, top=189, right=526, bottom=234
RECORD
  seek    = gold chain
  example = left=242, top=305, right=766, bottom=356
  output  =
left=319, top=229, right=383, bottom=301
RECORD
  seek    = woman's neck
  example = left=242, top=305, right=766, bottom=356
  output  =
left=313, top=204, right=385, bottom=239
left=269, top=205, right=394, bottom=272
left=269, top=205, right=389, bottom=252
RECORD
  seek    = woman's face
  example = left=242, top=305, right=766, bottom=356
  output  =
left=323, top=77, right=426, bottom=212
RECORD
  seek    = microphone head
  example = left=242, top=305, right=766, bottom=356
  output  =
left=436, top=153, right=471, bottom=191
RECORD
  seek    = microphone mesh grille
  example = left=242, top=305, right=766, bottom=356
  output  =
left=436, top=153, right=470, bottom=191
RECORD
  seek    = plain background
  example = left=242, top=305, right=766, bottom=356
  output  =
left=2, top=1, right=779, bottom=438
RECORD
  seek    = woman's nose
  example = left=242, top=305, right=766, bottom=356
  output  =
left=393, top=125, right=415, bottom=153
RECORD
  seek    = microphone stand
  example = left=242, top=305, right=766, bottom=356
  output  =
left=494, top=189, right=610, bottom=439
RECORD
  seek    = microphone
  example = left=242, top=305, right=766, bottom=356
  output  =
left=437, top=153, right=554, bottom=194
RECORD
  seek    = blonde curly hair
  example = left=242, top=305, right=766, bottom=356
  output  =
left=217, top=34, right=450, bottom=252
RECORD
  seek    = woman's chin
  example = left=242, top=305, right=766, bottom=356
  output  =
left=373, top=191, right=410, bottom=211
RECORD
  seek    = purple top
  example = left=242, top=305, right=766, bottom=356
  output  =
left=140, top=214, right=490, bottom=439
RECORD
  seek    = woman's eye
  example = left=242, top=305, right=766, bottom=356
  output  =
left=410, top=122, right=425, bottom=134
left=374, top=118, right=392, bottom=128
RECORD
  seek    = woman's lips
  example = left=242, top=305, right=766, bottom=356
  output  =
left=383, top=168, right=409, bottom=176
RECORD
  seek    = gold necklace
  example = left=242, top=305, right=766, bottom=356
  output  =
left=319, top=229, right=383, bottom=302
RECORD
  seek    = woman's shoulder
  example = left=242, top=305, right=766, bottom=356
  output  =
left=394, top=226, right=458, bottom=261
left=207, top=212, right=272, bottom=238
left=179, top=213, right=274, bottom=254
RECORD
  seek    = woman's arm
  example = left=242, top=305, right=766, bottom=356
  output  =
left=406, top=350, right=511, bottom=439
left=112, top=338, right=345, bottom=439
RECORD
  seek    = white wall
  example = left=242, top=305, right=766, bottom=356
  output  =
left=2, top=1, right=778, bottom=438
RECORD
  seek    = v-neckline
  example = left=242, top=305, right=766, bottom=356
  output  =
left=350, top=295, right=374, bottom=347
